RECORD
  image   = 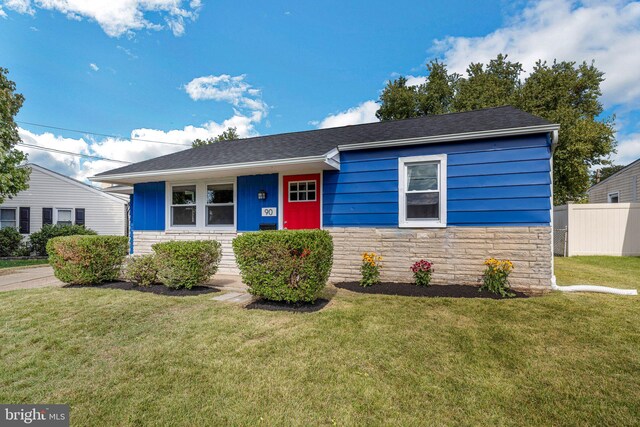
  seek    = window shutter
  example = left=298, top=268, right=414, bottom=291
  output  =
left=19, top=207, right=30, bottom=234
left=42, top=208, right=53, bottom=225
left=75, top=208, right=85, bottom=226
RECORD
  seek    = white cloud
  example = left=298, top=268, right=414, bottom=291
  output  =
left=184, top=73, right=268, bottom=119
left=1, top=0, right=201, bottom=37
left=404, top=75, right=427, bottom=86
left=89, top=63, right=99, bottom=71
left=614, top=133, right=640, bottom=165
left=116, top=45, right=137, bottom=59
left=431, top=0, right=640, bottom=109
left=316, top=100, right=379, bottom=129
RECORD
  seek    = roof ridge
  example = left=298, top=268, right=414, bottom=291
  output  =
left=192, top=105, right=528, bottom=150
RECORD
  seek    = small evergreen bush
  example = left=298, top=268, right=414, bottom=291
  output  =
left=47, top=235, right=128, bottom=285
left=0, top=227, right=23, bottom=257
left=232, top=230, right=333, bottom=303
left=123, top=254, right=158, bottom=287
left=30, top=224, right=96, bottom=256
left=152, top=240, right=222, bottom=289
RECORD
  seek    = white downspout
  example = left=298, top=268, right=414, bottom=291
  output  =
left=549, top=130, right=637, bottom=296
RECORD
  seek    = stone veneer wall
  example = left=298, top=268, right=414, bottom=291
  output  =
left=133, top=231, right=239, bottom=274
left=134, top=226, right=553, bottom=294
left=327, top=226, right=552, bottom=294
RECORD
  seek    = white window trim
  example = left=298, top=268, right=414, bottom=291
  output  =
left=398, top=154, right=447, bottom=228
left=287, top=180, right=318, bottom=202
left=607, top=191, right=620, bottom=203
left=205, top=181, right=236, bottom=229
left=165, top=179, right=237, bottom=231
left=169, top=183, right=198, bottom=228
left=55, top=208, right=74, bottom=225
left=0, top=207, right=17, bottom=229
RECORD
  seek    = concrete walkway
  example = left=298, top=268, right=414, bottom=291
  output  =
left=208, top=274, right=254, bottom=304
left=0, top=266, right=63, bottom=292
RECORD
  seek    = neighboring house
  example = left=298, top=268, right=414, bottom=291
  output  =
left=0, top=164, right=128, bottom=236
left=587, top=159, right=640, bottom=203
left=92, top=106, right=558, bottom=293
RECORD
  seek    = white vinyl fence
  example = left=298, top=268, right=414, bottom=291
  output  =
left=553, top=203, right=640, bottom=256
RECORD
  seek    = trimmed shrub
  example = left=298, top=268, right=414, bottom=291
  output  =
left=232, top=230, right=333, bottom=303
left=0, top=227, right=23, bottom=257
left=152, top=240, right=222, bottom=289
left=30, top=224, right=97, bottom=256
left=47, top=235, right=128, bottom=285
left=123, top=254, right=158, bottom=287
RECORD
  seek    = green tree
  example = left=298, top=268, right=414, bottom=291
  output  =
left=376, top=55, right=616, bottom=204
left=192, top=127, right=240, bottom=148
left=453, top=54, right=523, bottom=111
left=376, top=77, right=419, bottom=121
left=0, top=67, right=30, bottom=204
left=416, top=60, right=458, bottom=116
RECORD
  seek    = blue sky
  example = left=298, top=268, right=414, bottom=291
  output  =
left=1, top=0, right=639, bottom=181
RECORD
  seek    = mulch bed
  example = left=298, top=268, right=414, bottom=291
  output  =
left=245, top=298, right=330, bottom=312
left=65, top=281, right=220, bottom=297
left=334, top=282, right=528, bottom=299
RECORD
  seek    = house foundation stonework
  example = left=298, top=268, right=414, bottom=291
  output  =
left=133, top=230, right=239, bottom=274
left=326, top=226, right=553, bottom=294
left=134, top=226, right=552, bottom=294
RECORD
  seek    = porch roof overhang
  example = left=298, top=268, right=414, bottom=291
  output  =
left=89, top=151, right=340, bottom=185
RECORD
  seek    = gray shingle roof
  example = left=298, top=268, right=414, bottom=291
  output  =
left=96, top=106, right=552, bottom=177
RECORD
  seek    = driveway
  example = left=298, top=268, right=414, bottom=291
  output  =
left=0, top=266, right=63, bottom=292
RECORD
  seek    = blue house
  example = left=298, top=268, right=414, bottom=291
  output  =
left=92, top=106, right=558, bottom=293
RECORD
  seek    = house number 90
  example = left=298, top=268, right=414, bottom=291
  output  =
left=261, top=208, right=276, bottom=217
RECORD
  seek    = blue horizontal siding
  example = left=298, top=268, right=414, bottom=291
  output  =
left=132, top=182, right=165, bottom=231
left=324, top=134, right=552, bottom=227
left=448, top=185, right=551, bottom=201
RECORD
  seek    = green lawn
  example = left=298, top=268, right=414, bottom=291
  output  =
left=1, top=258, right=639, bottom=425
left=0, top=259, right=49, bottom=269
left=555, top=256, right=640, bottom=289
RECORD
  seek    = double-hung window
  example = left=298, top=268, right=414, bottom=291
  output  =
left=398, top=154, right=447, bottom=227
left=56, top=208, right=73, bottom=225
left=206, top=183, right=234, bottom=226
left=171, top=185, right=197, bottom=226
left=0, top=208, right=17, bottom=229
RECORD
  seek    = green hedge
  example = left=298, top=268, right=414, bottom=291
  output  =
left=31, top=224, right=97, bottom=256
left=232, top=230, right=333, bottom=303
left=0, top=227, right=23, bottom=257
left=47, top=235, right=128, bottom=285
left=152, top=240, right=222, bottom=289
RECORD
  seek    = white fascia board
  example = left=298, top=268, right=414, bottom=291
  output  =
left=336, top=124, right=560, bottom=152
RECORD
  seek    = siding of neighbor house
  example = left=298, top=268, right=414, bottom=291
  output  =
left=323, top=134, right=552, bottom=227
left=588, top=160, right=640, bottom=203
left=0, top=166, right=128, bottom=236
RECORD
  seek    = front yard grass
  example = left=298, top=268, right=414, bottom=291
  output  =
left=0, top=259, right=49, bottom=269
left=0, top=257, right=639, bottom=425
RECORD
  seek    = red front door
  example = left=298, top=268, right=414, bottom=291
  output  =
left=283, top=174, right=321, bottom=229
